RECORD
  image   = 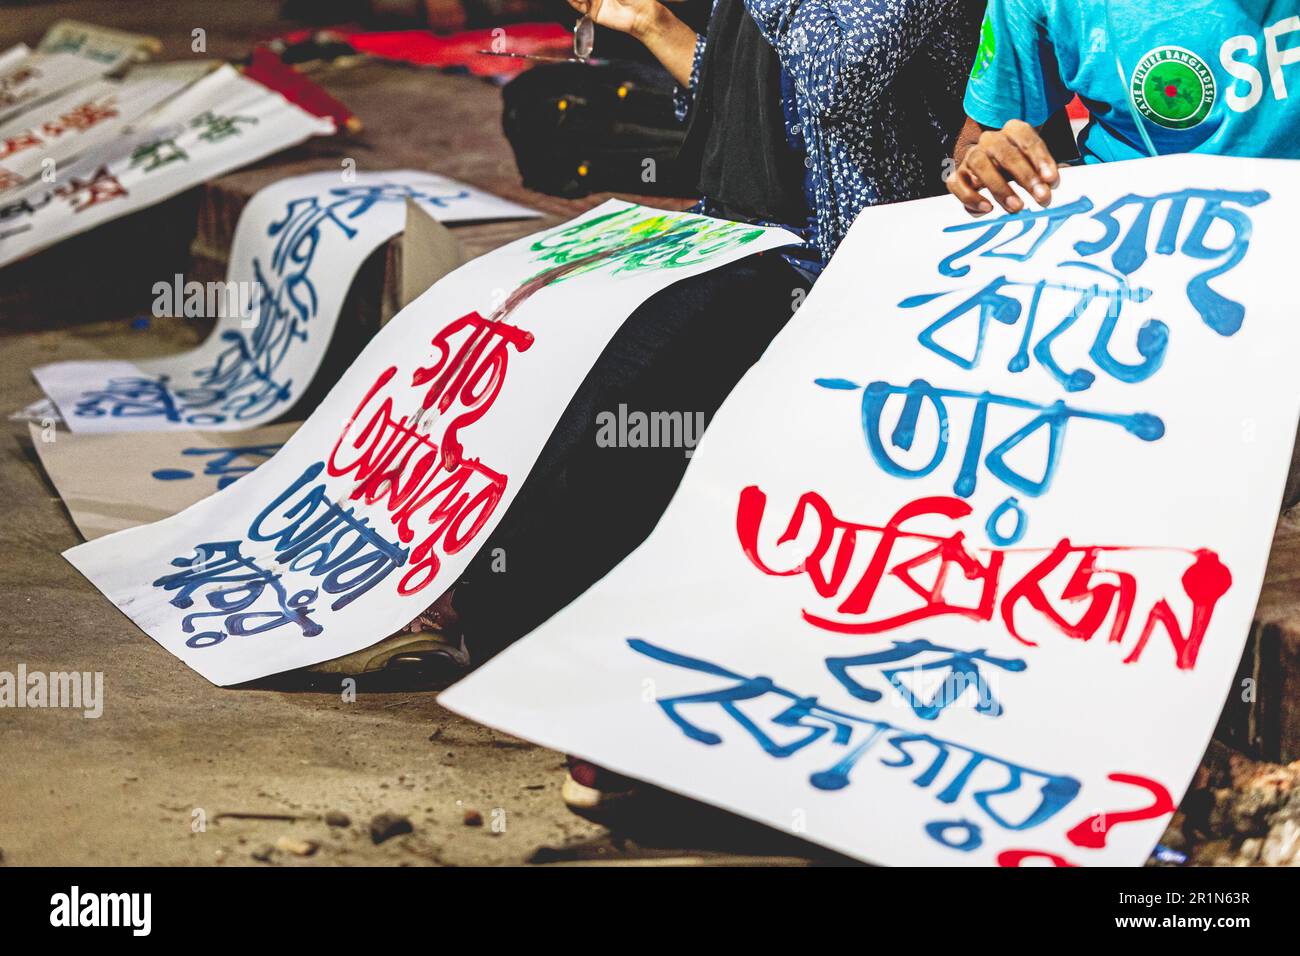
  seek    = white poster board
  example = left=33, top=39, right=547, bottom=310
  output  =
left=65, top=202, right=798, bottom=684
left=0, top=62, right=213, bottom=194
left=441, top=154, right=1300, bottom=867
left=30, top=421, right=299, bottom=541
left=32, top=168, right=540, bottom=431
left=0, top=20, right=152, bottom=124
left=0, top=65, right=334, bottom=267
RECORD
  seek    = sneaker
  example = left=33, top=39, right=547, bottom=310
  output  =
left=561, top=757, right=639, bottom=822
left=306, top=589, right=468, bottom=678
left=305, top=622, right=470, bottom=676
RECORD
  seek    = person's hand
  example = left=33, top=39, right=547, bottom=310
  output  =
left=947, top=119, right=1060, bottom=216
left=568, top=0, right=696, bottom=85
left=567, top=0, right=660, bottom=39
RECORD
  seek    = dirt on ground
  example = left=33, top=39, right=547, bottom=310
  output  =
left=0, top=315, right=843, bottom=867
left=0, top=315, right=606, bottom=866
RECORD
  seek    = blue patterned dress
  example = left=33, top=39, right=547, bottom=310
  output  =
left=677, top=0, right=982, bottom=264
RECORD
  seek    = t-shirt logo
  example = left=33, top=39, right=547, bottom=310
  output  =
left=971, top=12, right=996, bottom=79
left=1129, top=45, right=1217, bottom=130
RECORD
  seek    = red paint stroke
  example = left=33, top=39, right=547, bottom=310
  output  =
left=1066, top=773, right=1176, bottom=850
left=996, top=849, right=1078, bottom=867
left=737, top=486, right=1231, bottom=670
left=411, top=310, right=534, bottom=471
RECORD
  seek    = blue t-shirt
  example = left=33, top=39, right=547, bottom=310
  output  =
left=964, top=0, right=1300, bottom=163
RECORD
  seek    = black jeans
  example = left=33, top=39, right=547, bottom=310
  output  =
left=455, top=249, right=812, bottom=660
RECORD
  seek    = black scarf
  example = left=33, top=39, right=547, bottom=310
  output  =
left=677, top=0, right=809, bottom=225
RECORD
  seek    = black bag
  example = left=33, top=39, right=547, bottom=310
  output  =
left=501, top=59, right=697, bottom=198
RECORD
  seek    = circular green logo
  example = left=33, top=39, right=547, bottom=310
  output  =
left=1130, top=45, right=1216, bottom=130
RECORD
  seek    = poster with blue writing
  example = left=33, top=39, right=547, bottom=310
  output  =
left=32, top=168, right=540, bottom=431
left=440, top=155, right=1300, bottom=867
left=64, top=201, right=798, bottom=685
left=29, top=421, right=298, bottom=541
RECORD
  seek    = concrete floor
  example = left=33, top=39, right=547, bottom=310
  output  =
left=13, top=0, right=1291, bottom=871
left=0, top=316, right=837, bottom=867
left=0, top=0, right=599, bottom=869
left=0, top=1, right=836, bottom=868
left=0, top=313, right=608, bottom=866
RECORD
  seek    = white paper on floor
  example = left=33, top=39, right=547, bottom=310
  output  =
left=32, top=168, right=541, bottom=431
left=64, top=201, right=798, bottom=685
left=440, top=154, right=1300, bottom=867
left=0, top=65, right=334, bottom=268
left=30, top=421, right=300, bottom=541
left=0, top=61, right=214, bottom=195
left=0, top=20, right=150, bottom=125
left=9, top=396, right=60, bottom=424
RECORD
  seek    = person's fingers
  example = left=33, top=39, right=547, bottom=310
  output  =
left=1003, top=118, right=1059, bottom=186
left=947, top=163, right=993, bottom=216
left=966, top=147, right=1023, bottom=214
left=566, top=0, right=590, bottom=13
left=981, top=132, right=1050, bottom=207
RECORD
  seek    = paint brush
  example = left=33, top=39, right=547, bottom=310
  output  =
left=474, top=51, right=595, bottom=64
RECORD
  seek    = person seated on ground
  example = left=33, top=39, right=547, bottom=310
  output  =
left=322, top=0, right=982, bottom=815
left=947, top=0, right=1300, bottom=216
left=322, top=0, right=983, bottom=683
left=565, top=0, right=1300, bottom=826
